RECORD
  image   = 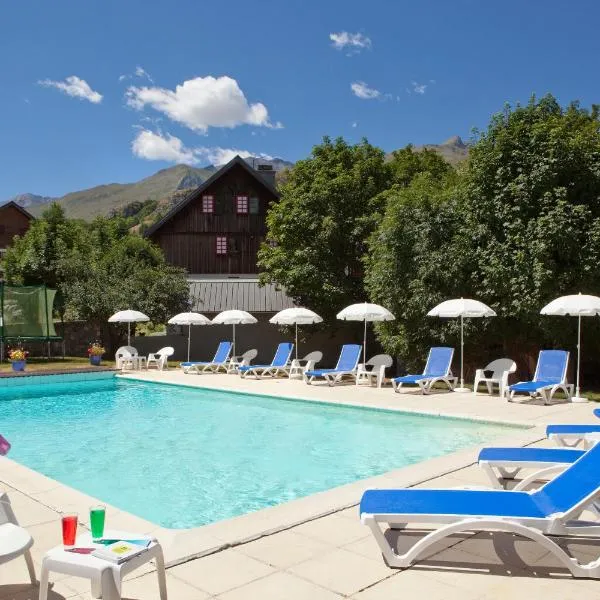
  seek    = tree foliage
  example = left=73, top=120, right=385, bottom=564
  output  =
left=366, top=95, right=600, bottom=376
left=3, top=203, right=189, bottom=350
left=257, top=137, right=392, bottom=320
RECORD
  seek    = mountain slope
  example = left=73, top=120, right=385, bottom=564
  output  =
left=386, top=136, right=469, bottom=166
left=27, top=165, right=212, bottom=220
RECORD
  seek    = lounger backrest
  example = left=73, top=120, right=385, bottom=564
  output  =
left=534, top=350, right=568, bottom=384
left=272, top=342, right=294, bottom=367
left=423, top=347, right=454, bottom=377
left=213, top=342, right=233, bottom=363
left=532, top=442, right=600, bottom=516
left=335, top=344, right=362, bottom=371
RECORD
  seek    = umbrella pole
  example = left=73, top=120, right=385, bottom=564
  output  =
left=576, top=314, right=582, bottom=398
left=127, top=322, right=131, bottom=347
left=233, top=323, right=236, bottom=357
left=363, top=319, right=367, bottom=364
left=453, top=314, right=470, bottom=393
left=187, top=324, right=191, bottom=363
left=295, top=323, right=298, bottom=360
left=460, top=314, right=464, bottom=387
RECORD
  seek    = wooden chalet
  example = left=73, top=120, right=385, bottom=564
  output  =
left=0, top=201, right=34, bottom=256
left=146, top=155, right=280, bottom=275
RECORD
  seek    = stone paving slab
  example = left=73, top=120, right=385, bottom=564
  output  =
left=1, top=370, right=600, bottom=598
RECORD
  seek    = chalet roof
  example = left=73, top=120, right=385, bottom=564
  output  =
left=189, top=277, right=295, bottom=314
left=0, top=201, right=35, bottom=220
left=145, top=155, right=280, bottom=237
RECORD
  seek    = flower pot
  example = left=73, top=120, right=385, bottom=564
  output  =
left=11, top=360, right=26, bottom=372
left=89, top=355, right=102, bottom=366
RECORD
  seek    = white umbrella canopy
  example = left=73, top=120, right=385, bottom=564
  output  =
left=168, top=312, right=212, bottom=363
left=541, top=293, right=600, bottom=402
left=269, top=308, right=323, bottom=359
left=427, top=298, right=496, bottom=393
left=212, top=310, right=257, bottom=356
left=108, top=310, right=150, bottom=346
left=336, top=302, right=395, bottom=363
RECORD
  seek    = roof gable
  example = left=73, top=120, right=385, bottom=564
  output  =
left=145, top=155, right=279, bottom=237
left=0, top=201, right=35, bottom=220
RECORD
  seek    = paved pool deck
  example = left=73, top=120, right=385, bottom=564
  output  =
left=1, top=370, right=599, bottom=599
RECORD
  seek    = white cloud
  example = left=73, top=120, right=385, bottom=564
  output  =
left=132, top=130, right=198, bottom=164
left=410, top=81, right=428, bottom=95
left=351, top=121, right=358, bottom=128
left=118, top=74, right=127, bottom=82
left=330, top=31, right=371, bottom=53
left=200, top=147, right=273, bottom=166
left=38, top=76, right=103, bottom=104
left=126, top=75, right=282, bottom=133
left=131, top=129, right=273, bottom=166
left=351, top=81, right=380, bottom=100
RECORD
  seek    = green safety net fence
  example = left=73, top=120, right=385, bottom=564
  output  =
left=0, top=284, right=59, bottom=340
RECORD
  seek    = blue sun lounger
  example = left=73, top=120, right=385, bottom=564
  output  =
left=360, top=442, right=600, bottom=578
left=304, top=344, right=362, bottom=386
left=392, top=347, right=456, bottom=394
left=507, top=350, right=573, bottom=404
left=239, top=342, right=294, bottom=378
left=180, top=341, right=232, bottom=374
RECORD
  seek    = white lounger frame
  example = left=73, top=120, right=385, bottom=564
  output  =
left=361, top=486, right=600, bottom=578
left=392, top=373, right=456, bottom=394
left=304, top=369, right=358, bottom=386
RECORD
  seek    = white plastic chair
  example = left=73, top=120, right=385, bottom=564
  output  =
left=227, top=349, right=258, bottom=373
left=115, top=346, right=138, bottom=370
left=288, top=351, right=323, bottom=378
left=356, top=354, right=393, bottom=388
left=0, top=491, right=36, bottom=586
left=473, top=358, right=517, bottom=397
left=147, top=347, right=174, bottom=371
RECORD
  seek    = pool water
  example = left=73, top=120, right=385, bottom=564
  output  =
left=0, top=377, right=517, bottom=528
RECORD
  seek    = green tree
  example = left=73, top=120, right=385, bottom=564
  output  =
left=364, top=171, right=466, bottom=368
left=257, top=137, right=392, bottom=320
left=366, top=95, right=600, bottom=379
left=4, top=210, right=189, bottom=351
left=388, top=145, right=452, bottom=187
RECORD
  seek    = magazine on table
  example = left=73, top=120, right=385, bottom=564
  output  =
left=91, top=539, right=152, bottom=564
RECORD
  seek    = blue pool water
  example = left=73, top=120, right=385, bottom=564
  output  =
left=0, top=376, right=518, bottom=528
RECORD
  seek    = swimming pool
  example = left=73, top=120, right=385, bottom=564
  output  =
left=0, top=375, right=518, bottom=528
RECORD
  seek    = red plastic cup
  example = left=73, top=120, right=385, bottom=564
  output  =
left=61, top=514, right=78, bottom=547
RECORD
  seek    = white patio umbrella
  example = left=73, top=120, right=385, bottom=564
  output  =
left=427, top=298, right=496, bottom=393
left=108, top=310, right=150, bottom=346
left=212, top=310, right=257, bottom=356
left=168, top=312, right=212, bottom=362
left=336, top=302, right=395, bottom=364
left=541, top=293, right=600, bottom=403
left=269, top=307, right=323, bottom=360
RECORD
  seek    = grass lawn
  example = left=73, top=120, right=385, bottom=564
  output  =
left=0, top=356, right=109, bottom=374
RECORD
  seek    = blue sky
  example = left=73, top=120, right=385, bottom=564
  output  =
left=1, top=0, right=600, bottom=199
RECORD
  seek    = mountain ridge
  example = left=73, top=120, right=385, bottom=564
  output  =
left=3, top=143, right=466, bottom=221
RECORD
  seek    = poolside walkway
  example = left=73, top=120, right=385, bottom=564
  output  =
left=1, top=372, right=600, bottom=599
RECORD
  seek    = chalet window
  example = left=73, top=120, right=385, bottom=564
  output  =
left=236, top=195, right=249, bottom=214
left=202, top=195, right=214, bottom=213
left=249, top=197, right=259, bottom=214
left=216, top=236, right=228, bottom=255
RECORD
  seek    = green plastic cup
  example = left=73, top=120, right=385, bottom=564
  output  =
left=90, top=505, right=106, bottom=541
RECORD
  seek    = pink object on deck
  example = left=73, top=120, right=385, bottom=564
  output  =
left=0, top=436, right=11, bottom=456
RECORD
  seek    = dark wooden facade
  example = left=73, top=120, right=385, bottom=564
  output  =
left=147, top=156, right=279, bottom=274
left=0, top=202, right=33, bottom=251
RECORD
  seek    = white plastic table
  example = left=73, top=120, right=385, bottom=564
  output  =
left=39, top=530, right=167, bottom=600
